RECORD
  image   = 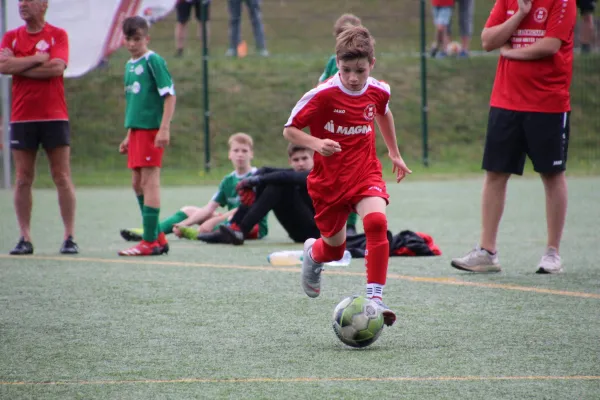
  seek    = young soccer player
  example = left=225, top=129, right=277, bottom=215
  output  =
left=118, top=16, right=176, bottom=256
left=318, top=13, right=362, bottom=236
left=284, top=26, right=412, bottom=326
left=120, top=133, right=266, bottom=243
left=430, top=0, right=455, bottom=58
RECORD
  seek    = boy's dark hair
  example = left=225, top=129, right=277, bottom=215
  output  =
left=123, top=16, right=149, bottom=37
left=335, top=25, right=375, bottom=63
left=287, top=143, right=313, bottom=157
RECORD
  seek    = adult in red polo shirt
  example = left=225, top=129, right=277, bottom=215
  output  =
left=0, top=0, right=78, bottom=255
left=451, top=0, right=576, bottom=274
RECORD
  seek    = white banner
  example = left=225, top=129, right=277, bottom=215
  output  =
left=5, top=0, right=175, bottom=78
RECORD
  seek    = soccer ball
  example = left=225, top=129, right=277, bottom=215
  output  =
left=332, top=295, right=384, bottom=348
left=445, top=41, right=463, bottom=56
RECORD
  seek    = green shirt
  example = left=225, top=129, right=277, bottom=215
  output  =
left=124, top=51, right=175, bottom=129
left=318, top=55, right=338, bottom=83
left=211, top=168, right=269, bottom=238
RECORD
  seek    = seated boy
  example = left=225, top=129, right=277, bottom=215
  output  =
left=178, top=144, right=318, bottom=244
left=120, top=132, right=266, bottom=243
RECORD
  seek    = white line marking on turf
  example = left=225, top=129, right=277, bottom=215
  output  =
left=2, top=375, right=599, bottom=386
left=1, top=255, right=599, bottom=299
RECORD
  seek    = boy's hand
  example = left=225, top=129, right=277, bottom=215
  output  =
left=155, top=126, right=170, bottom=148
left=119, top=136, right=129, bottom=154
left=390, top=154, right=412, bottom=183
left=316, top=139, right=341, bottom=157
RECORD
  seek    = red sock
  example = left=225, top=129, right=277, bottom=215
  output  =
left=311, top=238, right=346, bottom=263
left=363, top=212, right=389, bottom=285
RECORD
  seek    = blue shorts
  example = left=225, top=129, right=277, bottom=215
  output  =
left=433, top=6, right=453, bottom=26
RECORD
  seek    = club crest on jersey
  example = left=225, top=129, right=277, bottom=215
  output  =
left=35, top=40, right=49, bottom=52
left=135, top=65, right=144, bottom=75
left=533, top=7, right=548, bottom=23
left=363, top=104, right=376, bottom=121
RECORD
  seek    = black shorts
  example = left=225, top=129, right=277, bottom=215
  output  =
left=176, top=0, right=210, bottom=23
left=577, top=0, right=596, bottom=14
left=10, top=121, right=71, bottom=150
left=482, top=107, right=570, bottom=175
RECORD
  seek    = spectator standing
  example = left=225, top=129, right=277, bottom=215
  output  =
left=0, top=0, right=78, bottom=255
left=226, top=0, right=269, bottom=57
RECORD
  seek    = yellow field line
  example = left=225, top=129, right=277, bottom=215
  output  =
left=2, top=375, right=599, bottom=386
left=1, top=255, right=599, bottom=300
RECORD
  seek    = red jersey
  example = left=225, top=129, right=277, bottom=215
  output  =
left=432, top=0, right=454, bottom=7
left=285, top=74, right=390, bottom=204
left=0, top=23, right=69, bottom=122
left=486, top=0, right=576, bottom=113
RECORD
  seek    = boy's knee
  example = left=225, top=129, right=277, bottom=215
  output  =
left=363, top=212, right=387, bottom=235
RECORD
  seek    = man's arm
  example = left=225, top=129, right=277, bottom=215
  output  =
left=481, top=0, right=532, bottom=52
left=500, top=38, right=562, bottom=60
left=0, top=53, right=47, bottom=75
left=17, top=59, right=66, bottom=79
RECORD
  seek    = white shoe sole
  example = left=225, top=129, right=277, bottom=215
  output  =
left=451, top=260, right=502, bottom=273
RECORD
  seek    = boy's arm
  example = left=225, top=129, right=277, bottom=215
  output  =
left=375, top=111, right=412, bottom=182
left=240, top=169, right=309, bottom=188
left=283, top=126, right=341, bottom=156
left=155, top=94, right=176, bottom=148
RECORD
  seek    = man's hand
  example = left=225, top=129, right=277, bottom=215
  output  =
left=517, top=0, right=532, bottom=15
left=0, top=48, right=14, bottom=60
left=316, top=139, right=342, bottom=156
left=155, top=126, right=170, bottom=148
left=390, top=153, right=412, bottom=183
left=500, top=43, right=513, bottom=58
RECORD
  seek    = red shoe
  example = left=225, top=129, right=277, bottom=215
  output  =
left=118, top=240, right=163, bottom=256
left=158, top=232, right=169, bottom=254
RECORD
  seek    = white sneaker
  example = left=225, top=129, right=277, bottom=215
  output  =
left=301, top=238, right=323, bottom=298
left=536, top=248, right=563, bottom=274
left=451, top=246, right=501, bottom=273
left=371, top=298, right=397, bottom=327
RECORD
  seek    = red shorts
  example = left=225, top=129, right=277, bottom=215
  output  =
left=127, top=129, right=164, bottom=169
left=311, top=178, right=389, bottom=238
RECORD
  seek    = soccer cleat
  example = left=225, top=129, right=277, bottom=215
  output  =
left=157, top=232, right=169, bottom=255
left=174, top=226, right=199, bottom=241
left=536, top=248, right=563, bottom=274
left=9, top=237, right=34, bottom=255
left=60, top=235, right=79, bottom=254
left=451, top=246, right=501, bottom=273
left=118, top=240, right=163, bottom=256
left=219, top=224, right=245, bottom=245
left=371, top=298, right=397, bottom=327
left=120, top=228, right=143, bottom=242
left=196, top=231, right=232, bottom=244
left=301, top=238, right=323, bottom=298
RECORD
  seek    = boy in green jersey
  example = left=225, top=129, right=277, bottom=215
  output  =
left=118, top=16, right=176, bottom=256
left=318, top=13, right=362, bottom=236
left=120, top=133, right=268, bottom=242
